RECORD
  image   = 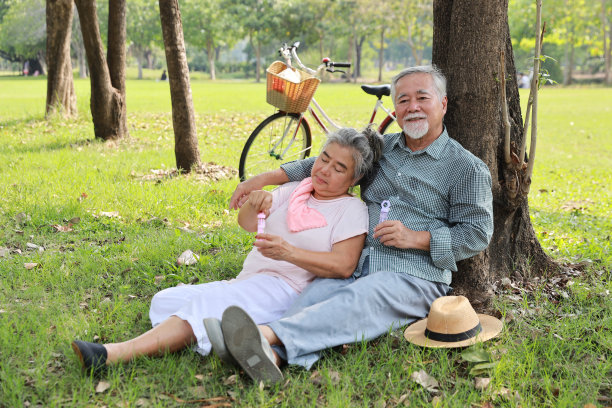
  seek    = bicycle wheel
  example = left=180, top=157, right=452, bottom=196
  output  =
left=378, top=112, right=402, bottom=135
left=239, top=112, right=312, bottom=181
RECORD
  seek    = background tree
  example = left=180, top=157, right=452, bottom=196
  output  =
left=226, top=0, right=280, bottom=82
left=45, top=0, right=76, bottom=117
left=390, top=0, right=433, bottom=66
left=604, top=0, right=612, bottom=84
left=433, top=0, right=556, bottom=305
left=158, top=0, right=201, bottom=172
left=371, top=0, right=395, bottom=82
left=182, top=0, right=235, bottom=80
left=126, top=0, right=162, bottom=79
left=72, top=11, right=88, bottom=78
left=0, top=0, right=46, bottom=73
left=74, top=0, right=128, bottom=140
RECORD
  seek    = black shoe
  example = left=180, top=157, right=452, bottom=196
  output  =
left=72, top=340, right=108, bottom=375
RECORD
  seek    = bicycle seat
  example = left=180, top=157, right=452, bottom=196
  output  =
left=361, top=84, right=391, bottom=98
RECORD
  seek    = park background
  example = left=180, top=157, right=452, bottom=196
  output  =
left=0, top=0, right=611, bottom=407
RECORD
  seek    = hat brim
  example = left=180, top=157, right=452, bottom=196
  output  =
left=403, top=314, right=503, bottom=348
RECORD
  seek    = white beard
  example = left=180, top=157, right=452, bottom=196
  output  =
left=402, top=115, right=429, bottom=140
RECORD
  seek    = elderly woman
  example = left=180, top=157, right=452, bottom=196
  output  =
left=72, top=126, right=383, bottom=377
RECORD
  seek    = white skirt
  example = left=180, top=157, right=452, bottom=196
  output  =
left=149, top=274, right=298, bottom=355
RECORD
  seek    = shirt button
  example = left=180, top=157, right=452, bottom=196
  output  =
left=397, top=172, right=401, bottom=176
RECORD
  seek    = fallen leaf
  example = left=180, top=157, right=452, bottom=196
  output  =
left=223, top=374, right=237, bottom=385
left=154, top=275, right=164, bottom=285
left=474, top=377, right=491, bottom=390
left=0, top=247, right=9, bottom=257
left=52, top=224, right=73, bottom=232
left=410, top=369, right=439, bottom=392
left=26, top=243, right=44, bottom=252
left=24, top=263, right=38, bottom=270
left=431, top=395, right=442, bottom=407
left=100, top=211, right=120, bottom=218
left=78, top=192, right=88, bottom=202
left=177, top=250, right=199, bottom=266
left=188, top=385, right=206, bottom=397
left=68, top=217, right=81, bottom=224
left=15, top=212, right=30, bottom=225
left=461, top=348, right=492, bottom=363
left=95, top=380, right=111, bottom=393
left=194, top=374, right=205, bottom=381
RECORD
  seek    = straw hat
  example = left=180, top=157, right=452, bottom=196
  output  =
left=404, top=296, right=503, bottom=348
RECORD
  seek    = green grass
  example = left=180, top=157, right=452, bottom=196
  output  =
left=0, top=77, right=610, bottom=407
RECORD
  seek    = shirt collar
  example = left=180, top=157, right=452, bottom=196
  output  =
left=391, top=127, right=449, bottom=160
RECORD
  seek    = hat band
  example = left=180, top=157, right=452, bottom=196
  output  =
left=424, top=322, right=482, bottom=343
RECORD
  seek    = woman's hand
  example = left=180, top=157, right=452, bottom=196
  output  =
left=246, top=190, right=273, bottom=216
left=230, top=179, right=259, bottom=210
left=229, top=169, right=290, bottom=210
left=253, top=233, right=293, bottom=261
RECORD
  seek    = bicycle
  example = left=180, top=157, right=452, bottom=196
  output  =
left=238, top=42, right=399, bottom=181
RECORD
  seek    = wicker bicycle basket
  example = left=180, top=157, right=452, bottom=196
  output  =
left=266, top=61, right=320, bottom=113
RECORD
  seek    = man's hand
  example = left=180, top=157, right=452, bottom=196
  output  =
left=253, top=233, right=293, bottom=261
left=246, top=190, right=273, bottom=216
left=373, top=220, right=431, bottom=251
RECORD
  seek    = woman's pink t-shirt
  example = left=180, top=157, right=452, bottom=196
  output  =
left=235, top=182, right=368, bottom=293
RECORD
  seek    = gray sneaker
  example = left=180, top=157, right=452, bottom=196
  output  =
left=221, top=306, right=283, bottom=384
left=203, top=318, right=237, bottom=366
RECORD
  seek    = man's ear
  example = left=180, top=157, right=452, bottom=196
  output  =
left=441, top=95, right=448, bottom=114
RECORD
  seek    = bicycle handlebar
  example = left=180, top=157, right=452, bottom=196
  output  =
left=279, top=42, right=350, bottom=76
left=330, top=62, right=351, bottom=68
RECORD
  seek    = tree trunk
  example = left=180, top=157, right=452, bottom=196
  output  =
left=158, top=0, right=201, bottom=172
left=378, top=27, right=384, bottom=82
left=432, top=0, right=557, bottom=307
left=136, top=51, right=144, bottom=79
left=107, top=0, right=128, bottom=136
left=75, top=0, right=127, bottom=141
left=603, top=0, right=610, bottom=85
left=255, top=40, right=262, bottom=83
left=206, top=40, right=216, bottom=80
left=354, top=35, right=365, bottom=80
left=46, top=0, right=77, bottom=118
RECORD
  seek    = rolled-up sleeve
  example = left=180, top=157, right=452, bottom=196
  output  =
left=430, top=161, right=493, bottom=271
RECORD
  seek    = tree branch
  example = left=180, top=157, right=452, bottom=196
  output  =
left=524, top=2, right=544, bottom=191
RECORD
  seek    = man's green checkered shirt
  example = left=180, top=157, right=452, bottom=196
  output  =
left=281, top=129, right=494, bottom=285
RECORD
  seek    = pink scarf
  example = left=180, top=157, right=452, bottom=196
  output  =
left=286, top=177, right=328, bottom=232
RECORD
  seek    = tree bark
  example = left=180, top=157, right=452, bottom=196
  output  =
left=432, top=0, right=557, bottom=307
left=46, top=0, right=77, bottom=118
left=378, top=28, right=385, bottom=82
left=158, top=0, right=201, bottom=172
left=75, top=0, right=127, bottom=140
left=604, top=0, right=610, bottom=85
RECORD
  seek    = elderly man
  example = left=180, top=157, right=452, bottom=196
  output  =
left=226, top=65, right=493, bottom=382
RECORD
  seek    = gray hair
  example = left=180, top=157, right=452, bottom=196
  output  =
left=322, top=125, right=384, bottom=181
left=390, top=65, right=447, bottom=105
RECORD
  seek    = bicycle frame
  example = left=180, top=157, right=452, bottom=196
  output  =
left=305, top=96, right=395, bottom=135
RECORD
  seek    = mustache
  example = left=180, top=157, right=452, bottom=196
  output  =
left=403, top=113, right=427, bottom=121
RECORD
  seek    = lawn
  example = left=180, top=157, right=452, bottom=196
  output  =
left=0, top=75, right=610, bottom=407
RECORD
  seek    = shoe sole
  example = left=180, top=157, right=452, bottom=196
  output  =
left=203, top=318, right=237, bottom=366
left=221, top=306, right=283, bottom=384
